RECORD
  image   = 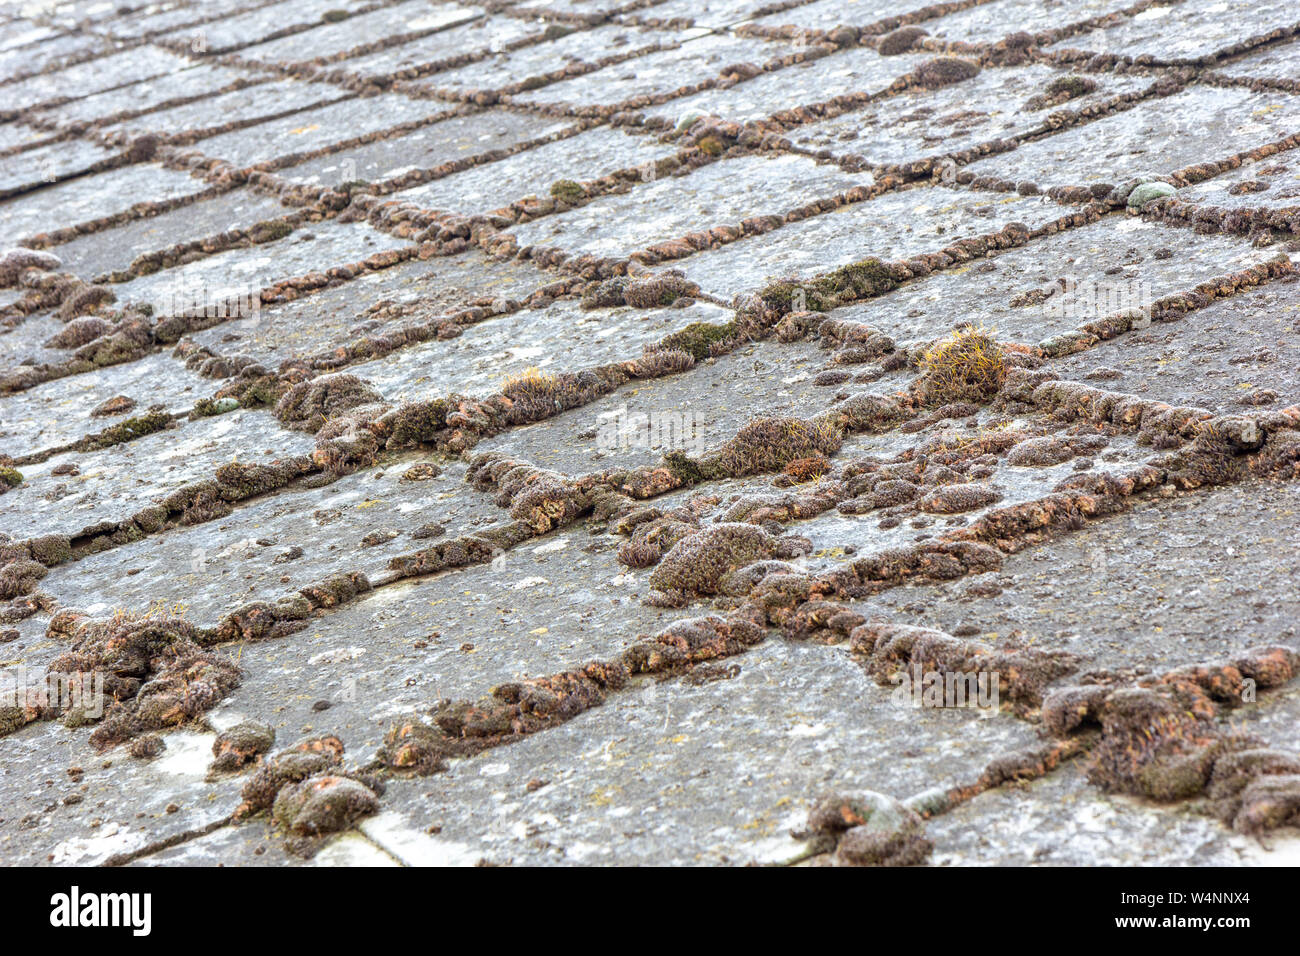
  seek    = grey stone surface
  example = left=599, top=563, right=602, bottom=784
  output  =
left=277, top=110, right=573, bottom=186
left=640, top=46, right=928, bottom=124
left=183, top=250, right=550, bottom=366
left=1046, top=0, right=1299, bottom=62
left=0, top=162, right=206, bottom=242
left=676, top=185, right=1068, bottom=298
left=965, top=85, right=1300, bottom=187
left=831, top=213, right=1275, bottom=344
left=53, top=188, right=291, bottom=280
left=511, top=31, right=797, bottom=109
left=862, top=478, right=1300, bottom=673
left=506, top=152, right=871, bottom=259
left=1049, top=278, right=1300, bottom=412
left=386, top=125, right=679, bottom=216
left=789, top=64, right=1152, bottom=165
left=1, top=0, right=1298, bottom=869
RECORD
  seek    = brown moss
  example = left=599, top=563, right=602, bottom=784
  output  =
left=274, top=373, right=385, bottom=432
left=655, top=320, right=737, bottom=360
left=915, top=57, right=980, bottom=89
left=549, top=179, right=586, bottom=204
left=272, top=774, right=379, bottom=836
left=804, top=791, right=932, bottom=866
left=648, top=523, right=777, bottom=597
left=877, top=25, right=927, bottom=55
left=706, top=417, right=842, bottom=478
left=211, top=720, right=276, bottom=773
left=915, top=327, right=1008, bottom=405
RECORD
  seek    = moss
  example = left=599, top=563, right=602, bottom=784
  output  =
left=915, top=327, right=1008, bottom=405
left=1127, top=181, right=1177, bottom=210
left=696, top=135, right=726, bottom=157
left=549, top=179, right=586, bottom=204
left=708, top=417, right=842, bottom=477
left=877, top=25, right=927, bottom=55
left=274, top=373, right=385, bottom=432
left=662, top=450, right=716, bottom=485
left=321, top=8, right=349, bottom=22
left=805, top=790, right=932, bottom=866
left=1045, top=74, right=1096, bottom=98
left=239, top=736, right=345, bottom=816
left=915, top=57, right=980, bottom=88
left=656, top=320, right=736, bottom=360
left=0, top=466, right=22, bottom=488
left=45, top=316, right=109, bottom=349
left=249, top=219, right=293, bottom=244
left=129, top=734, right=165, bottom=759
left=48, top=610, right=241, bottom=751
left=191, top=396, right=240, bottom=418
left=782, top=454, right=830, bottom=483
left=918, top=482, right=1003, bottom=514
left=0, top=248, right=61, bottom=286
left=378, top=721, right=449, bottom=774
left=211, top=720, right=276, bottom=772
left=381, top=398, right=449, bottom=448
left=82, top=411, right=172, bottom=450
left=648, top=523, right=777, bottom=597
left=624, top=273, right=699, bottom=308
left=27, top=534, right=71, bottom=565
left=758, top=258, right=897, bottom=315
left=1005, top=436, right=1072, bottom=466
left=581, top=277, right=628, bottom=309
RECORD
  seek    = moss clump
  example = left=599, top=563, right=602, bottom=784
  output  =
left=191, top=396, right=240, bottom=418
left=211, top=720, right=277, bottom=772
left=1045, top=74, right=1096, bottom=98
left=759, top=258, right=898, bottom=315
left=805, top=791, right=932, bottom=866
left=877, top=25, right=927, bottom=55
left=918, top=482, right=1003, bottom=514
left=581, top=277, right=628, bottom=309
left=708, top=417, right=842, bottom=477
left=274, top=373, right=385, bottom=432
left=129, top=734, right=165, bottom=759
left=915, top=327, right=1008, bottom=405
left=549, top=179, right=586, bottom=204
left=27, top=534, right=72, bottom=565
left=0, top=466, right=22, bottom=489
left=656, top=320, right=736, bottom=360
left=238, top=736, right=345, bottom=817
left=381, top=398, right=449, bottom=448
left=625, top=273, right=699, bottom=308
left=631, top=348, right=695, bottom=379
left=1126, top=181, right=1177, bottom=210
left=696, top=135, right=726, bottom=157
left=45, top=316, right=110, bottom=349
left=782, top=454, right=830, bottom=483
left=378, top=721, right=449, bottom=774
left=48, top=610, right=242, bottom=751
left=249, top=220, right=293, bottom=244
left=501, top=366, right=562, bottom=414
left=321, top=8, right=349, bottom=22
left=648, top=523, right=777, bottom=596
left=915, top=57, right=980, bottom=89
left=661, top=450, right=717, bottom=486
left=84, top=411, right=172, bottom=450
